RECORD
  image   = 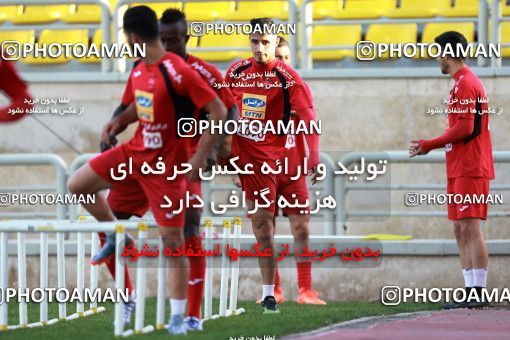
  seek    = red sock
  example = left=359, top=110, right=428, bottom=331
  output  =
left=275, top=267, right=281, bottom=289
left=296, top=261, right=312, bottom=291
left=186, top=236, right=206, bottom=318
left=99, top=232, right=133, bottom=295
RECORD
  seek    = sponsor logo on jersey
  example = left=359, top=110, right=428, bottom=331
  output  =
left=241, top=93, right=266, bottom=120
left=135, top=90, right=154, bottom=122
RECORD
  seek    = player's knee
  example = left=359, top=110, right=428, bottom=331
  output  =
left=162, top=236, right=183, bottom=250
left=453, top=221, right=462, bottom=240
left=160, top=229, right=185, bottom=249
left=184, top=209, right=201, bottom=238
left=113, top=211, right=133, bottom=220
left=257, top=232, right=273, bottom=246
left=252, top=219, right=272, bottom=236
left=251, top=220, right=272, bottom=241
left=457, top=220, right=482, bottom=243
left=67, top=174, right=84, bottom=195
left=184, top=225, right=200, bottom=239
left=292, top=223, right=309, bottom=241
left=457, top=223, right=472, bottom=245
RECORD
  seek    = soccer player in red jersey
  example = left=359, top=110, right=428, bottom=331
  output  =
left=252, top=36, right=325, bottom=305
left=0, top=58, right=32, bottom=122
left=67, top=6, right=227, bottom=334
left=95, top=9, right=236, bottom=330
left=409, top=31, right=494, bottom=309
left=224, top=18, right=320, bottom=313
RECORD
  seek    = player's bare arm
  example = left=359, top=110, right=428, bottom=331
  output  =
left=188, top=97, right=227, bottom=181
left=294, top=106, right=320, bottom=183
left=409, top=118, right=474, bottom=157
left=99, top=103, right=129, bottom=152
left=100, top=102, right=137, bottom=149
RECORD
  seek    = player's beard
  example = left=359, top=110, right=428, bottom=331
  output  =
left=440, top=60, right=449, bottom=75
left=126, top=38, right=135, bottom=55
left=254, top=53, right=266, bottom=63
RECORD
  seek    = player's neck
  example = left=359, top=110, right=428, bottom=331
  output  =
left=449, top=62, right=467, bottom=78
left=143, top=41, right=167, bottom=65
left=254, top=56, right=278, bottom=70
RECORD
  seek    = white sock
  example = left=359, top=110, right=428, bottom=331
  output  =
left=473, top=268, right=487, bottom=287
left=262, top=284, right=275, bottom=300
left=462, top=268, right=474, bottom=287
left=170, top=298, right=186, bottom=316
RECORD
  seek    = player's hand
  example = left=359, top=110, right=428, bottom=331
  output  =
left=217, top=135, right=232, bottom=159
left=101, top=118, right=125, bottom=150
left=232, top=175, right=242, bottom=188
left=188, top=153, right=206, bottom=182
left=409, top=140, right=425, bottom=157
left=205, top=154, right=216, bottom=173
left=310, top=166, right=319, bottom=185
left=99, top=139, right=115, bottom=152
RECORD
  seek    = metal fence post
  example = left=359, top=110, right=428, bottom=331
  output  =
left=478, top=0, right=489, bottom=67
left=492, top=0, right=502, bottom=68
left=300, top=0, right=313, bottom=70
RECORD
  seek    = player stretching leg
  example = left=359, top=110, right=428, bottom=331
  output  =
left=160, top=9, right=236, bottom=329
left=252, top=37, right=325, bottom=305
left=93, top=8, right=236, bottom=330
left=224, top=18, right=320, bottom=314
left=68, top=6, right=227, bottom=334
left=93, top=107, right=138, bottom=328
left=409, top=31, right=494, bottom=309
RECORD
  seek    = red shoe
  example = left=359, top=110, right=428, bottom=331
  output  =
left=255, top=286, right=285, bottom=304
left=297, top=289, right=326, bottom=305
left=274, top=286, right=284, bottom=304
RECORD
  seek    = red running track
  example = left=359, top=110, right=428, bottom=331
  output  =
left=294, top=309, right=510, bottom=340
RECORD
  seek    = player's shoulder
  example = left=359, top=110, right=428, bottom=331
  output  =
left=158, top=52, right=197, bottom=85
left=132, top=57, right=143, bottom=70
left=187, top=54, right=218, bottom=73
left=0, top=58, right=15, bottom=73
left=159, top=51, right=189, bottom=68
left=457, top=67, right=484, bottom=93
left=187, top=53, right=223, bottom=82
left=126, top=57, right=145, bottom=80
left=226, top=58, right=253, bottom=78
left=274, top=60, right=304, bottom=83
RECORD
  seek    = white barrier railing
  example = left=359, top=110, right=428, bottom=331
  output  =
left=0, top=218, right=133, bottom=331
left=336, top=150, right=510, bottom=235
left=0, top=154, right=68, bottom=220
left=0, top=217, right=245, bottom=336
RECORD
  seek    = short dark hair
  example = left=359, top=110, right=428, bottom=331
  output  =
left=250, top=17, right=277, bottom=35
left=277, top=36, right=288, bottom=48
left=434, top=31, right=468, bottom=60
left=160, top=8, right=186, bottom=26
left=123, top=6, right=159, bottom=40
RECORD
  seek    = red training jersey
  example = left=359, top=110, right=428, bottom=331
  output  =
left=122, top=54, right=234, bottom=111
left=123, top=52, right=218, bottom=166
left=445, top=66, right=494, bottom=179
left=185, top=54, right=236, bottom=147
left=225, top=57, right=313, bottom=167
left=0, top=58, right=32, bottom=122
left=122, top=54, right=235, bottom=150
left=186, top=54, right=235, bottom=111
